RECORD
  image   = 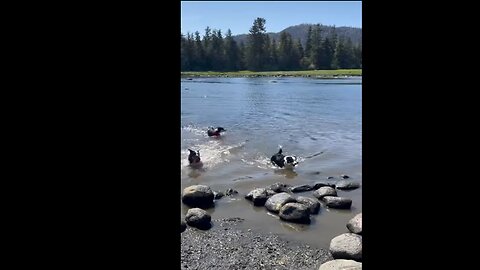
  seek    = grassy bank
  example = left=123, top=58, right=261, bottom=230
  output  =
left=181, top=69, right=361, bottom=78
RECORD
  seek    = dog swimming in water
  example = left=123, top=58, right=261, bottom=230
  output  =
left=207, top=126, right=226, bottom=137
left=188, top=149, right=203, bottom=168
left=270, top=147, right=299, bottom=169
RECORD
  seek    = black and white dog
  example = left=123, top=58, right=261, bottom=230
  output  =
left=188, top=149, right=203, bottom=168
left=207, top=126, right=226, bottom=137
left=271, top=147, right=299, bottom=169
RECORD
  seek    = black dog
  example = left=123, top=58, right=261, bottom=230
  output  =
left=207, top=126, right=226, bottom=137
left=271, top=148, right=299, bottom=169
left=188, top=149, right=202, bottom=168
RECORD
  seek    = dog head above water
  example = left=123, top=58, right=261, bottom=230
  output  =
left=207, top=126, right=226, bottom=137
left=188, top=149, right=202, bottom=168
left=270, top=147, right=299, bottom=169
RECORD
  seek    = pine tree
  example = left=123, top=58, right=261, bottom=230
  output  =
left=278, top=32, right=301, bottom=70
left=211, top=29, right=225, bottom=70
left=318, top=37, right=335, bottom=69
left=353, top=44, right=362, bottom=68
left=304, top=26, right=313, bottom=59
left=310, top=24, right=322, bottom=69
left=334, top=37, right=356, bottom=69
left=182, top=33, right=195, bottom=71
left=224, top=29, right=240, bottom=71
left=181, top=33, right=187, bottom=70
left=264, top=34, right=272, bottom=70
left=296, top=38, right=304, bottom=60
left=330, top=26, right=339, bottom=69
left=238, top=41, right=246, bottom=70
left=203, top=26, right=213, bottom=70
left=278, top=32, right=290, bottom=70
left=270, top=38, right=278, bottom=70
left=194, top=31, right=205, bottom=70
left=290, top=39, right=300, bottom=70
left=246, top=17, right=268, bottom=71
left=335, top=37, right=347, bottom=68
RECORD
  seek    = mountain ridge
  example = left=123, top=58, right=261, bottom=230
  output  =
left=232, top=23, right=362, bottom=46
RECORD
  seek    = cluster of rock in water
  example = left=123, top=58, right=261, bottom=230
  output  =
left=181, top=175, right=362, bottom=269
left=243, top=177, right=359, bottom=224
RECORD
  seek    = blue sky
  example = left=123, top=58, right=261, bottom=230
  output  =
left=181, top=1, right=362, bottom=36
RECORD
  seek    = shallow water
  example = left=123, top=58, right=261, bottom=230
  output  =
left=181, top=77, right=362, bottom=249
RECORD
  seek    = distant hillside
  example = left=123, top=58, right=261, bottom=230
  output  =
left=233, top=24, right=362, bottom=46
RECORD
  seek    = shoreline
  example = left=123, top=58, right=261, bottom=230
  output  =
left=181, top=217, right=333, bottom=269
left=181, top=69, right=362, bottom=78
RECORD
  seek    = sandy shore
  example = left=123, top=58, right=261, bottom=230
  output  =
left=181, top=217, right=333, bottom=270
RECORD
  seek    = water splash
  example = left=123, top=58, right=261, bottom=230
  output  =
left=181, top=140, right=247, bottom=170
left=182, top=124, right=207, bottom=136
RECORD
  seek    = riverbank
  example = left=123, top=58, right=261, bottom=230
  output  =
left=181, top=69, right=362, bottom=78
left=181, top=217, right=333, bottom=270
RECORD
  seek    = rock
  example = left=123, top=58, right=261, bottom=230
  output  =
left=319, top=259, right=362, bottom=270
left=268, top=182, right=291, bottom=193
left=327, top=176, right=334, bottom=180
left=181, top=220, right=186, bottom=233
left=225, top=188, right=238, bottom=196
left=314, top=182, right=336, bottom=189
left=245, top=188, right=268, bottom=206
left=265, top=192, right=296, bottom=213
left=182, top=185, right=214, bottom=208
left=279, top=203, right=311, bottom=224
left=335, top=181, right=361, bottom=190
left=214, top=191, right=224, bottom=200
left=185, top=208, right=212, bottom=230
left=329, top=233, right=362, bottom=261
left=322, top=196, right=352, bottom=209
left=295, top=196, right=320, bottom=214
left=290, top=184, right=314, bottom=193
left=313, top=187, right=337, bottom=199
left=347, top=213, right=362, bottom=234
left=340, top=174, right=350, bottom=179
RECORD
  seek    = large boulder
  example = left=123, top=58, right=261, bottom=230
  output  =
left=265, top=192, right=296, bottom=213
left=279, top=203, right=311, bottom=224
left=182, top=185, right=214, bottom=208
left=322, top=196, right=352, bottom=209
left=290, top=184, right=314, bottom=193
left=245, top=188, right=269, bottom=206
left=347, top=213, right=362, bottom=234
left=329, top=233, right=362, bottom=261
left=319, top=259, right=362, bottom=270
left=313, top=186, right=337, bottom=199
left=295, top=196, right=320, bottom=214
left=185, top=208, right=212, bottom=230
left=335, top=180, right=361, bottom=190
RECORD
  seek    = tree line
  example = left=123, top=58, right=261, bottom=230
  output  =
left=181, top=17, right=362, bottom=72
